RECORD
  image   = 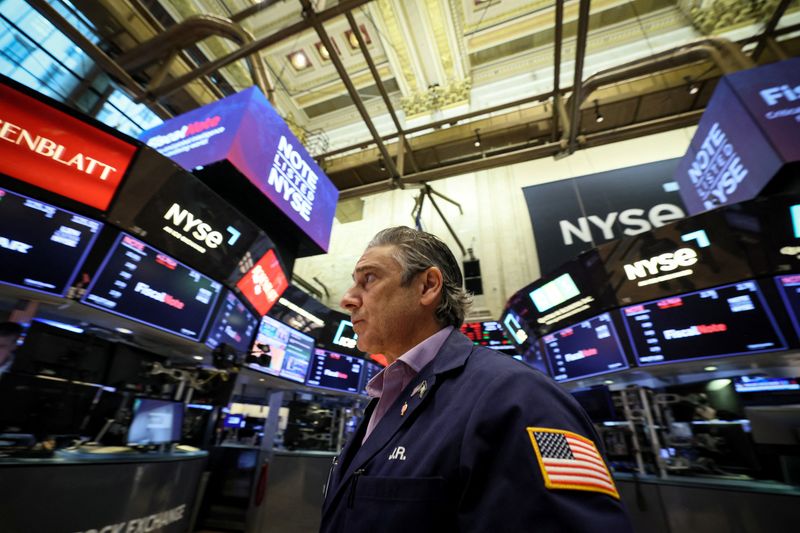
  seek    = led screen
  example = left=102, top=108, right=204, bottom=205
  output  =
left=236, top=249, right=289, bottom=316
left=81, top=233, right=222, bottom=340
left=127, top=398, right=184, bottom=445
left=205, top=290, right=259, bottom=354
left=249, top=315, right=315, bottom=383
left=0, top=187, right=102, bottom=295
left=621, top=280, right=786, bottom=366
left=306, top=348, right=363, bottom=393
left=360, top=359, right=383, bottom=396
left=460, top=321, right=513, bottom=348
left=735, top=376, right=800, bottom=393
left=542, top=313, right=629, bottom=382
left=775, top=274, right=800, bottom=338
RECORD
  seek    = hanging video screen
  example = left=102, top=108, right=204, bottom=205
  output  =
left=621, top=280, right=787, bottom=366
left=0, top=187, right=102, bottom=296
left=249, top=315, right=315, bottom=383
left=81, top=233, right=223, bottom=340
left=542, top=312, right=629, bottom=382
left=775, top=274, right=800, bottom=338
left=205, top=290, right=259, bottom=354
left=306, top=348, right=363, bottom=393
left=460, top=321, right=513, bottom=349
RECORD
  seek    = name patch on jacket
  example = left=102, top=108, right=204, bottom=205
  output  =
left=526, top=427, right=619, bottom=499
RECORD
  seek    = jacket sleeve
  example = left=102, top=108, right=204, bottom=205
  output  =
left=456, top=369, right=634, bottom=533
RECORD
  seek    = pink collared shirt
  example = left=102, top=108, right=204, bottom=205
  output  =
left=362, top=326, right=454, bottom=444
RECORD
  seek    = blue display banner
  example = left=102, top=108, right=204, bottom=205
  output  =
left=675, top=58, right=800, bottom=215
left=138, top=87, right=339, bottom=252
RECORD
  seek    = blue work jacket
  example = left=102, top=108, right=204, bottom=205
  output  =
left=320, top=330, right=633, bottom=533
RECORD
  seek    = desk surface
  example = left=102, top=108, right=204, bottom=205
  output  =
left=0, top=448, right=207, bottom=466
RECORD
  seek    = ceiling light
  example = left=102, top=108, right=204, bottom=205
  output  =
left=346, top=25, right=371, bottom=49
left=315, top=42, right=330, bottom=60
left=379, top=158, right=386, bottom=171
left=115, top=327, right=133, bottom=335
left=193, top=355, right=204, bottom=361
left=704, top=365, right=718, bottom=372
left=288, top=50, right=310, bottom=71
left=684, top=76, right=699, bottom=95
left=603, top=380, right=614, bottom=385
left=593, top=99, right=604, bottom=123
left=473, top=129, right=481, bottom=148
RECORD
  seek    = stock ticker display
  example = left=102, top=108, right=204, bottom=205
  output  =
left=542, top=312, right=629, bottom=382
left=81, top=233, right=223, bottom=340
left=621, top=280, right=787, bottom=366
left=306, top=348, right=363, bottom=393
left=249, top=315, right=315, bottom=383
left=0, top=187, right=102, bottom=296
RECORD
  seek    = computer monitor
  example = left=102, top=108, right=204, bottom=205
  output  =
left=306, top=348, right=363, bottom=394
left=541, top=312, right=629, bottom=382
left=205, top=290, right=259, bottom=354
left=249, top=315, right=315, bottom=383
left=127, top=398, right=184, bottom=445
left=745, top=405, right=800, bottom=445
left=460, top=321, right=514, bottom=350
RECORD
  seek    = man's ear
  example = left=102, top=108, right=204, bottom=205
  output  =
left=419, top=267, right=444, bottom=306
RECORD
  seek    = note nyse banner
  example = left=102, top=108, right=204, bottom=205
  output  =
left=523, top=159, right=687, bottom=275
left=138, top=87, right=338, bottom=252
left=675, top=58, right=800, bottom=215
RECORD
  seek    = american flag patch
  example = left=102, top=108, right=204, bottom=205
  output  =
left=527, top=427, right=619, bottom=499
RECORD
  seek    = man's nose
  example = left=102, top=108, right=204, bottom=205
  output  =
left=340, top=285, right=359, bottom=312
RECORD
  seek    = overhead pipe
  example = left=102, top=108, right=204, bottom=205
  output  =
left=752, top=0, right=793, bottom=60
left=345, top=11, right=419, bottom=173
left=146, top=0, right=374, bottom=101
left=565, top=0, right=592, bottom=153
left=26, top=0, right=172, bottom=118
left=562, top=37, right=755, bottom=153
left=300, top=0, right=403, bottom=190
left=117, top=14, right=275, bottom=104
left=550, top=0, right=564, bottom=143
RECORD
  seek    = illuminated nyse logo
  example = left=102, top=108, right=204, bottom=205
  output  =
left=267, top=135, right=319, bottom=222
left=622, top=230, right=710, bottom=287
left=0, top=117, right=119, bottom=180
left=687, top=123, right=749, bottom=210
left=559, top=204, right=685, bottom=246
left=333, top=320, right=358, bottom=349
left=162, top=202, right=241, bottom=253
left=759, top=84, right=800, bottom=106
left=134, top=281, right=185, bottom=310
left=0, top=236, right=32, bottom=254
left=145, top=116, right=222, bottom=149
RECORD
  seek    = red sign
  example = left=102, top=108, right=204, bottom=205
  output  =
left=0, top=83, right=137, bottom=211
left=236, top=249, right=289, bottom=316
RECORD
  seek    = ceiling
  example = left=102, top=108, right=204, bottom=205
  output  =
left=32, top=0, right=800, bottom=201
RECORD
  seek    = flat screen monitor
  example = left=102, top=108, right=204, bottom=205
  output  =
left=249, top=315, right=315, bottom=383
left=735, top=376, right=800, bottom=393
left=306, top=348, right=363, bottom=393
left=223, top=413, right=246, bottom=429
left=460, top=321, right=513, bottom=349
left=81, top=233, right=223, bottom=341
left=0, top=186, right=102, bottom=296
left=542, top=312, right=629, bottom=382
left=205, top=290, right=259, bottom=354
left=744, top=405, right=800, bottom=445
left=360, top=359, right=383, bottom=396
left=127, top=398, right=184, bottom=445
left=775, top=274, right=800, bottom=338
left=621, top=280, right=787, bottom=366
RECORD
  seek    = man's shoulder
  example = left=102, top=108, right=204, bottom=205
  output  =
left=458, top=345, right=559, bottom=394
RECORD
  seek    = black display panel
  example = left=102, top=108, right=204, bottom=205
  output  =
left=506, top=250, right=616, bottom=337
left=249, top=315, right=315, bottom=383
left=775, top=274, right=800, bottom=338
left=598, top=209, right=752, bottom=306
left=542, top=312, right=629, bottom=382
left=0, top=186, right=102, bottom=296
left=306, top=348, right=363, bottom=393
left=360, top=359, right=383, bottom=396
left=460, top=321, right=513, bottom=349
left=127, top=398, right=184, bottom=445
left=205, top=290, right=259, bottom=354
left=621, top=280, right=787, bottom=366
left=81, top=233, right=223, bottom=341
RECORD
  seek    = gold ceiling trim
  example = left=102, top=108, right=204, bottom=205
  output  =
left=463, top=0, right=552, bottom=35
left=425, top=0, right=458, bottom=81
left=401, top=77, right=472, bottom=118
left=294, top=65, right=393, bottom=106
left=378, top=0, right=419, bottom=93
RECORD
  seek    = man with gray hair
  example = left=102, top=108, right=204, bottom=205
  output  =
left=319, top=226, right=632, bottom=532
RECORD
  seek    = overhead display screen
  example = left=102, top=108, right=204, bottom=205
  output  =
left=249, top=315, right=315, bottom=383
left=775, top=274, right=800, bottom=338
left=236, top=249, right=289, bottom=316
left=598, top=209, right=752, bottom=306
left=542, top=313, right=629, bottom=382
left=0, top=187, right=102, bottom=296
left=621, top=280, right=786, bottom=366
left=460, top=321, right=512, bottom=348
left=205, top=290, right=259, bottom=354
left=306, top=348, right=363, bottom=393
left=81, top=233, right=223, bottom=340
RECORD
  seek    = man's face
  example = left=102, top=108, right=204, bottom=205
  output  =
left=0, top=334, right=17, bottom=364
left=340, top=245, right=423, bottom=357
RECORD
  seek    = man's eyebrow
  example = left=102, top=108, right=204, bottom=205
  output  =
left=352, top=264, right=383, bottom=279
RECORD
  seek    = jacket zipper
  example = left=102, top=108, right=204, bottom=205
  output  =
left=347, top=468, right=366, bottom=508
left=323, top=456, right=338, bottom=499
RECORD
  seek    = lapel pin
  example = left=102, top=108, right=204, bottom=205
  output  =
left=418, top=380, right=427, bottom=399
left=401, top=402, right=408, bottom=416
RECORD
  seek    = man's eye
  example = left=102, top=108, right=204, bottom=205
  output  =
left=364, top=273, right=376, bottom=284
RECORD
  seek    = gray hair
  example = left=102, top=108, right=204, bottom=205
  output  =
left=367, top=226, right=472, bottom=328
